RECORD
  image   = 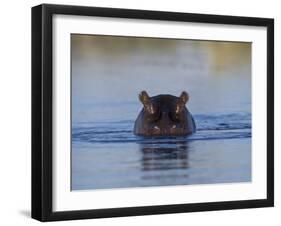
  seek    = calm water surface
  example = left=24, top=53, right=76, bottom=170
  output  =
left=71, top=35, right=251, bottom=190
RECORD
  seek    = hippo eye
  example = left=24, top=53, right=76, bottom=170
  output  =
left=146, top=108, right=161, bottom=122
left=170, top=108, right=182, bottom=122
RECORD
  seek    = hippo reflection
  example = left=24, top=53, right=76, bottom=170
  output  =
left=140, top=141, right=189, bottom=171
left=134, top=91, right=196, bottom=136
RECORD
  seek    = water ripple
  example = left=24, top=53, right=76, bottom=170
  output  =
left=72, top=113, right=251, bottom=144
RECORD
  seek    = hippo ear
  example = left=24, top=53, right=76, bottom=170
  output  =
left=139, top=91, right=150, bottom=104
left=175, top=91, right=189, bottom=114
left=179, top=91, right=189, bottom=104
left=139, top=91, right=156, bottom=115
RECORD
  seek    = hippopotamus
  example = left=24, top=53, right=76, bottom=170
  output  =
left=134, top=91, right=196, bottom=136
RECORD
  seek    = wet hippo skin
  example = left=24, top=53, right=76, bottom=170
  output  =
left=134, top=91, right=196, bottom=136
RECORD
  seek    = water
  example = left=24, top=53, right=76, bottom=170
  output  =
left=72, top=113, right=251, bottom=190
left=71, top=35, right=251, bottom=190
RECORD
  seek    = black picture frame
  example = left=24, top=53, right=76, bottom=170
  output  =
left=32, top=3, right=274, bottom=222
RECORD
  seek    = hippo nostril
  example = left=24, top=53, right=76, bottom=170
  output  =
left=154, top=126, right=160, bottom=130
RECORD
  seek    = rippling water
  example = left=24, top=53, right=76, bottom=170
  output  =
left=71, top=35, right=251, bottom=190
left=73, top=113, right=251, bottom=143
left=72, top=113, right=251, bottom=190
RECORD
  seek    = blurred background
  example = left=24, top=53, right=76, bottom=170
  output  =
left=71, top=35, right=251, bottom=123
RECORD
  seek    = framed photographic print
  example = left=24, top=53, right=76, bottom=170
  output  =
left=31, top=4, right=274, bottom=221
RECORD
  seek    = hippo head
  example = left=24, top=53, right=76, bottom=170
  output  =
left=134, top=91, right=196, bottom=136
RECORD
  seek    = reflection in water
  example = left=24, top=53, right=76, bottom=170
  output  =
left=139, top=140, right=189, bottom=172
